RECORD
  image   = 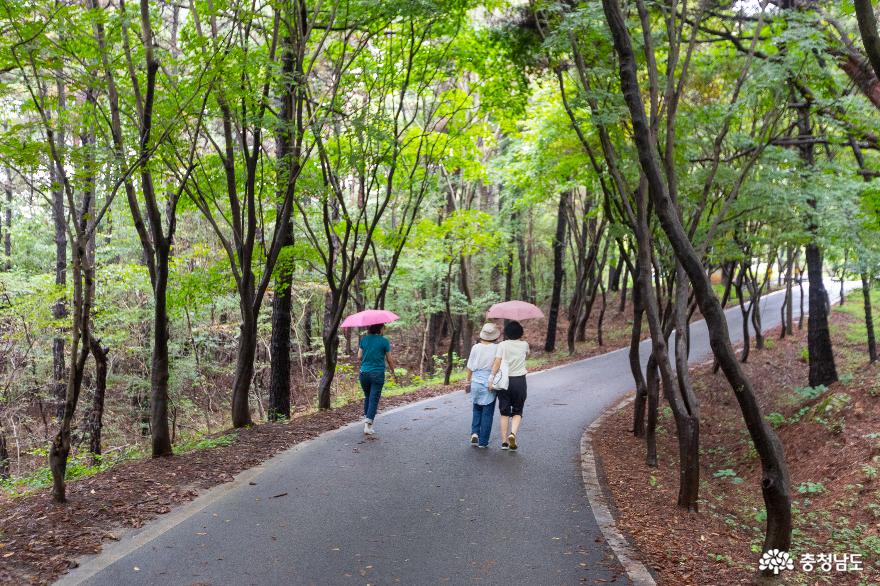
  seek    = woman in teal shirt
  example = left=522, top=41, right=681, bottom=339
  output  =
left=358, top=323, right=396, bottom=435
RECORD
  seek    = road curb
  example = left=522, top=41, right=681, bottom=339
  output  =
left=580, top=395, right=657, bottom=586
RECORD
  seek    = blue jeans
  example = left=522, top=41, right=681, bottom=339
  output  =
left=470, top=399, right=496, bottom=446
left=359, top=371, right=385, bottom=422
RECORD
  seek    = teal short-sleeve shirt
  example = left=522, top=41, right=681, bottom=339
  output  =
left=359, top=334, right=391, bottom=374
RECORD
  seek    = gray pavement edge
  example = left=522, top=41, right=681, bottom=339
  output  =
left=580, top=395, right=657, bottom=586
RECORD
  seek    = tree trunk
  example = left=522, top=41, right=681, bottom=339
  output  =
left=798, top=267, right=805, bottom=330
left=608, top=261, right=620, bottom=292
left=52, top=152, right=67, bottom=418
left=630, top=272, right=648, bottom=438
left=782, top=248, right=795, bottom=338
left=88, top=337, right=109, bottom=460
left=504, top=250, right=513, bottom=301
left=863, top=274, right=877, bottom=363
left=617, top=265, right=628, bottom=312
left=0, top=426, right=8, bottom=480
left=317, top=291, right=341, bottom=410
left=49, top=201, right=94, bottom=503
left=269, top=219, right=294, bottom=421
left=526, top=212, right=537, bottom=304
left=673, top=264, right=700, bottom=511
left=150, top=249, right=174, bottom=454
left=545, top=192, right=570, bottom=352
left=601, top=0, right=791, bottom=551
left=597, top=280, right=607, bottom=346
left=514, top=211, right=529, bottom=302
left=806, top=243, right=838, bottom=386
left=317, top=331, right=340, bottom=411
left=644, top=354, right=659, bottom=467
left=231, top=304, right=257, bottom=426
left=3, top=167, right=11, bottom=269
left=735, top=265, right=751, bottom=363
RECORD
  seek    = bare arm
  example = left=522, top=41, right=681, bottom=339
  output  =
left=385, top=351, right=396, bottom=374
left=487, top=357, right=502, bottom=390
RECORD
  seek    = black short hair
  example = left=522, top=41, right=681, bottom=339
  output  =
left=504, top=320, right=523, bottom=340
left=367, top=324, right=384, bottom=335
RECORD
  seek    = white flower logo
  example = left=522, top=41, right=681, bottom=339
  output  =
left=758, top=549, right=794, bottom=574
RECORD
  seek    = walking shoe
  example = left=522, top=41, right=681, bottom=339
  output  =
left=477, top=444, right=488, bottom=449
left=470, top=434, right=479, bottom=445
left=508, top=433, right=517, bottom=450
left=501, top=442, right=509, bottom=450
left=364, top=422, right=375, bottom=435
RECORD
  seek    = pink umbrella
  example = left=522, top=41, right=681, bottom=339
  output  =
left=486, top=300, right=544, bottom=321
left=340, top=309, right=400, bottom=328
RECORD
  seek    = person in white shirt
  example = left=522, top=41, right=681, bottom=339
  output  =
left=488, top=320, right=529, bottom=450
left=464, top=323, right=501, bottom=448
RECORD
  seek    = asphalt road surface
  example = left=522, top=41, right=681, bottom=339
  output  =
left=65, top=281, right=846, bottom=585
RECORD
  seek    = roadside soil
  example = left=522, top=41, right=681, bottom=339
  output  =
left=594, top=299, right=880, bottom=585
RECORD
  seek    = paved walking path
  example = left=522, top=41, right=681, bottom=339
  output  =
left=62, top=282, right=846, bottom=585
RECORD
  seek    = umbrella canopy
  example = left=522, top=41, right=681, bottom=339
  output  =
left=486, top=300, right=544, bottom=321
left=340, top=309, right=400, bottom=329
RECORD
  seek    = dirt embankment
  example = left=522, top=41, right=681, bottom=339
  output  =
left=594, top=299, right=880, bottom=585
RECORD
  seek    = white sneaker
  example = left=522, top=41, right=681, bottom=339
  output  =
left=364, top=422, right=375, bottom=435
left=470, top=434, right=479, bottom=445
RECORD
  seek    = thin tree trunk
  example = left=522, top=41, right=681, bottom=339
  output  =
left=735, top=264, right=751, bottom=363
left=597, top=280, right=607, bottom=346
left=514, top=211, right=529, bottom=301
left=88, top=337, right=109, bottom=460
left=0, top=426, right=8, bottom=480
left=3, top=167, right=10, bottom=269
left=317, top=290, right=341, bottom=409
left=863, top=274, right=877, bottom=363
left=504, top=250, right=513, bottom=301
left=673, top=263, right=700, bottom=511
left=644, top=354, right=659, bottom=467
left=798, top=267, right=805, bottom=330
left=617, top=265, right=628, bottom=312
left=630, top=271, right=648, bottom=438
left=51, top=158, right=67, bottom=418
left=545, top=191, right=570, bottom=352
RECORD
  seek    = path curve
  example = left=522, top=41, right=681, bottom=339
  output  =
left=60, top=281, right=850, bottom=585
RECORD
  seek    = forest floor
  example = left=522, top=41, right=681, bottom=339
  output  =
left=594, top=291, right=880, bottom=585
left=0, top=300, right=636, bottom=585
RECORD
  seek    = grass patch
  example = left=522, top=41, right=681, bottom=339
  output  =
left=833, top=287, right=880, bottom=345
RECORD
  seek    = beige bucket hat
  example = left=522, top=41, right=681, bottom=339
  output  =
left=479, top=322, right=501, bottom=341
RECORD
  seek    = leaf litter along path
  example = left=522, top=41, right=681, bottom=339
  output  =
left=594, top=303, right=880, bottom=585
left=0, top=284, right=821, bottom=585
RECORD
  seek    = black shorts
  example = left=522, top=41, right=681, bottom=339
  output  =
left=497, top=375, right=527, bottom=417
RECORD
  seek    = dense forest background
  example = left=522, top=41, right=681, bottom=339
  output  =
left=2, top=0, right=880, bottom=564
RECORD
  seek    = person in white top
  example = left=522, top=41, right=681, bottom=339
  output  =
left=488, top=321, right=529, bottom=450
left=464, top=323, right=501, bottom=448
